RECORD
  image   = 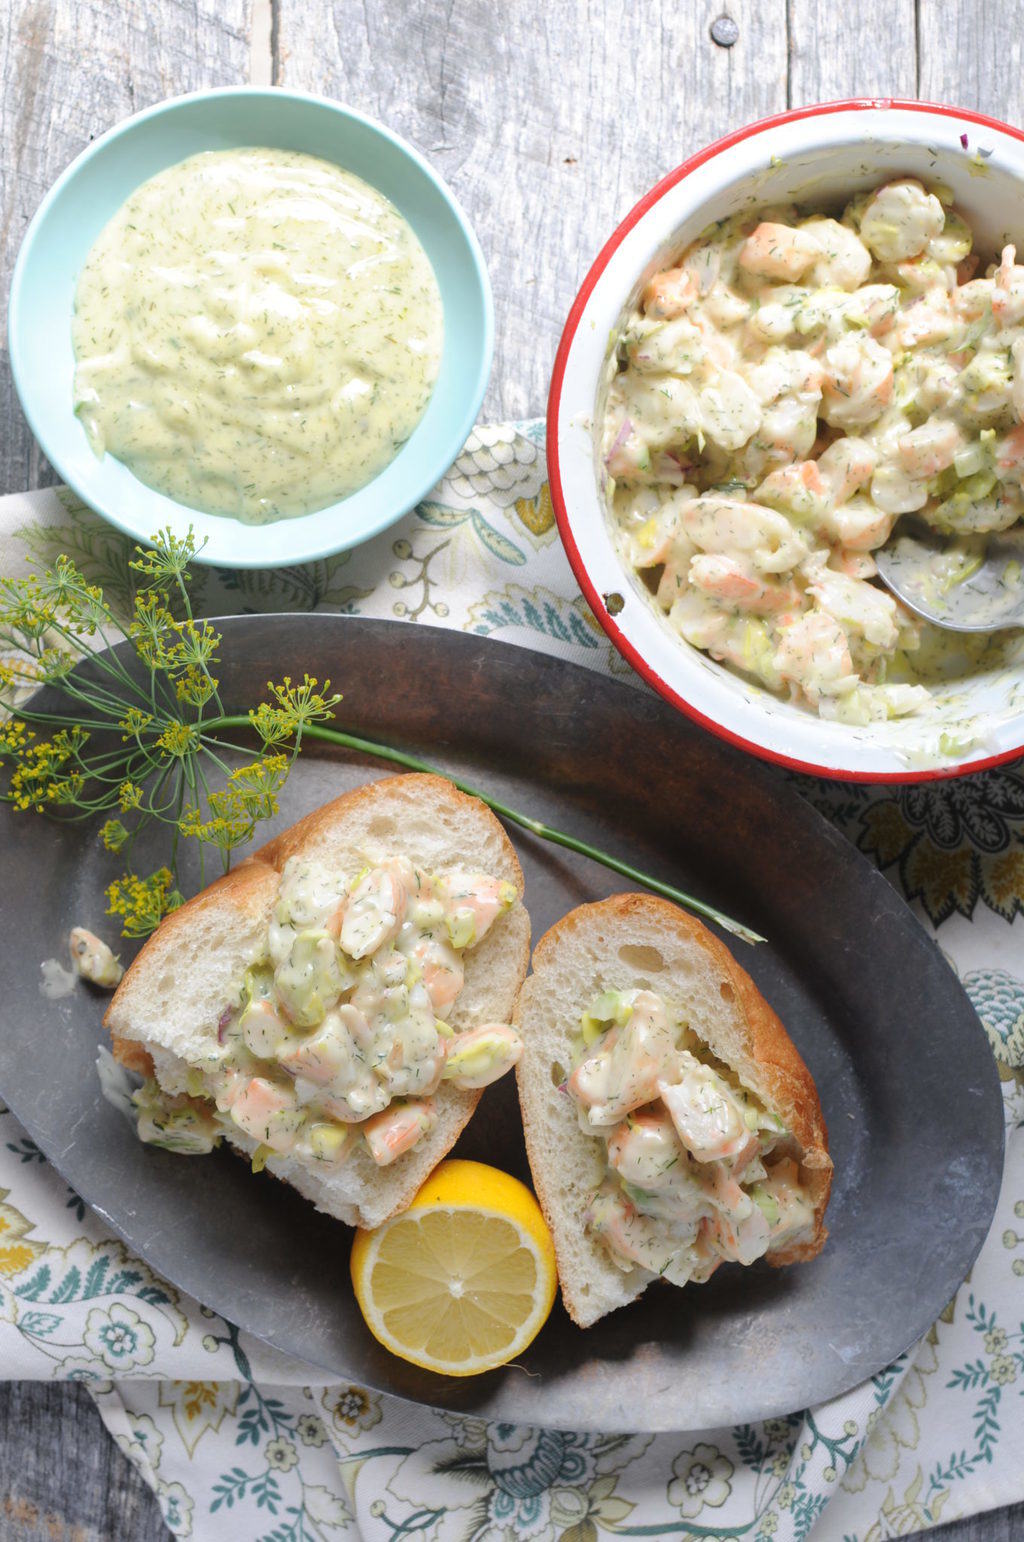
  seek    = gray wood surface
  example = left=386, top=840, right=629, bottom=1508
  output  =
left=1, top=1, right=1023, bottom=1538
left=0, top=0, right=251, bottom=495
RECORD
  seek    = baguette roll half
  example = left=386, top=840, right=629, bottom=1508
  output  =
left=105, top=774, right=530, bottom=1229
left=514, top=893, right=831, bottom=1328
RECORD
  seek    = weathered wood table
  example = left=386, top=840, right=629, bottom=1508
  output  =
left=0, top=1, right=1022, bottom=1536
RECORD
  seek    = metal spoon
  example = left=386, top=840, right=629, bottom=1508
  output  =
left=875, top=518, right=1024, bottom=631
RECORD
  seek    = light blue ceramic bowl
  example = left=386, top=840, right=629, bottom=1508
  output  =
left=8, top=88, right=493, bottom=568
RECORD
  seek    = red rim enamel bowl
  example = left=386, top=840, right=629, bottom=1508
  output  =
left=547, top=100, right=1024, bottom=782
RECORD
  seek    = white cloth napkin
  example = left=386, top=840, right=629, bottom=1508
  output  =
left=1, top=423, right=1022, bottom=1541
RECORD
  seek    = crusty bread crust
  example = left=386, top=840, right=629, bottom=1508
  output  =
left=515, top=893, right=832, bottom=1327
left=105, top=774, right=530, bottom=1228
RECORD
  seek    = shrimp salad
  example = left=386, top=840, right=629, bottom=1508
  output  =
left=603, top=179, right=1024, bottom=725
left=567, top=989, right=814, bottom=1284
left=133, top=856, right=523, bottom=1169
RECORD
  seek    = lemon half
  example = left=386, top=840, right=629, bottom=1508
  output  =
left=350, top=1159, right=557, bottom=1377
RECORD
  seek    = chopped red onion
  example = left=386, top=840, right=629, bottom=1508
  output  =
left=606, top=416, right=634, bottom=464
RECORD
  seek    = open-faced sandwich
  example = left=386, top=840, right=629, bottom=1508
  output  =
left=105, top=773, right=530, bottom=1228
left=515, top=893, right=832, bottom=1327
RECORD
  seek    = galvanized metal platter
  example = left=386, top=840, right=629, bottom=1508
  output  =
left=0, top=615, right=1004, bottom=1432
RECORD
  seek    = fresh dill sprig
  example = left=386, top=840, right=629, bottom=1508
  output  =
left=0, top=529, right=763, bottom=945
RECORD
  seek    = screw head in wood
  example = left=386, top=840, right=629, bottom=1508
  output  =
left=710, top=14, right=739, bottom=46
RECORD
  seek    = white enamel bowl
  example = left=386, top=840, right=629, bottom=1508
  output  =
left=548, top=100, right=1024, bottom=782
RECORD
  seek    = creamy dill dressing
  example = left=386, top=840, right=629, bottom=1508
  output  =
left=603, top=179, right=1024, bottom=736
left=72, top=148, right=443, bottom=523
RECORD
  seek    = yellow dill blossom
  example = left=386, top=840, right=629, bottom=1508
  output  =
left=0, top=718, right=33, bottom=755
left=31, top=556, right=107, bottom=636
left=34, top=646, right=78, bottom=683
left=51, top=726, right=89, bottom=758
left=118, top=781, right=143, bottom=812
left=175, top=664, right=219, bottom=707
left=130, top=527, right=202, bottom=585
left=249, top=700, right=295, bottom=746
left=156, top=720, right=199, bottom=757
left=178, top=806, right=252, bottom=851
left=118, top=707, right=154, bottom=741
left=100, top=818, right=130, bottom=852
left=5, top=728, right=88, bottom=812
left=250, top=675, right=342, bottom=745
left=228, top=754, right=290, bottom=817
left=0, top=575, right=58, bottom=641
left=166, top=618, right=220, bottom=669
left=179, top=757, right=289, bottom=851
left=51, top=772, right=85, bottom=805
left=9, top=761, right=57, bottom=811
left=106, top=868, right=183, bottom=938
left=129, top=593, right=177, bottom=666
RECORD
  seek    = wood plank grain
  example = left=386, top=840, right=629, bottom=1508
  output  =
left=0, top=0, right=252, bottom=495
left=919, top=0, right=1024, bottom=122
left=787, top=0, right=917, bottom=103
left=0, top=1382, right=169, bottom=1541
left=275, top=0, right=787, bottom=419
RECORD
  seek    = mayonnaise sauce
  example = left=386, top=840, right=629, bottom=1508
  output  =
left=72, top=148, right=443, bottom=523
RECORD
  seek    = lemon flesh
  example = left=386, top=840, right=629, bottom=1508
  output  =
left=350, top=1159, right=557, bottom=1377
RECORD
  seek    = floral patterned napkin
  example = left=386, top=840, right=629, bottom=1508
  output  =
left=1, top=422, right=1022, bottom=1542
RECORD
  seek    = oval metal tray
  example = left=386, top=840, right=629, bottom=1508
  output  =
left=0, top=615, right=1003, bottom=1431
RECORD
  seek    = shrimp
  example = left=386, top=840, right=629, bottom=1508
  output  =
left=585, top=1184, right=702, bottom=1281
left=773, top=611, right=857, bottom=704
left=670, top=592, right=784, bottom=690
left=606, top=1108, right=688, bottom=1189
left=434, top=870, right=516, bottom=948
left=704, top=1201, right=772, bottom=1267
left=815, top=436, right=876, bottom=505
left=992, top=244, right=1024, bottom=326
left=688, top=554, right=800, bottom=614
left=869, top=460, right=930, bottom=515
left=340, top=860, right=412, bottom=959
left=894, top=297, right=957, bottom=349
left=642, top=266, right=698, bottom=319
left=856, top=180, right=944, bottom=262
left=897, top=418, right=962, bottom=478
left=800, top=217, right=872, bottom=291
left=738, top=222, right=821, bottom=282
left=829, top=548, right=879, bottom=580
left=680, top=495, right=810, bottom=574
left=1012, top=339, right=1024, bottom=423
left=68, top=927, right=123, bottom=989
left=363, top=1099, right=438, bottom=1165
left=658, top=1054, right=751, bottom=1163
left=807, top=563, right=901, bottom=649
left=228, top=1077, right=304, bottom=1154
left=405, top=934, right=464, bottom=1014
left=240, top=996, right=291, bottom=1060
left=569, top=990, right=679, bottom=1125
left=276, top=1006, right=368, bottom=1085
left=996, top=422, right=1024, bottom=484
left=954, top=277, right=994, bottom=321
left=697, top=372, right=763, bottom=453
left=820, top=336, right=893, bottom=428
left=754, top=459, right=829, bottom=521
left=441, top=1024, right=523, bottom=1089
